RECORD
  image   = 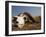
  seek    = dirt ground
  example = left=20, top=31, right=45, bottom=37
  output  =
left=12, top=22, right=41, bottom=31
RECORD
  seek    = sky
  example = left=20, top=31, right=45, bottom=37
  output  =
left=12, top=6, right=41, bottom=16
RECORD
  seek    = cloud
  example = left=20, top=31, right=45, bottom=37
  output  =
left=12, top=6, right=41, bottom=16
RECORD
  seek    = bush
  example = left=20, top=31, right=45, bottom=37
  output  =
left=33, top=16, right=41, bottom=23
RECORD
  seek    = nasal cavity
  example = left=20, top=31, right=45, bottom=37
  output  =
left=16, top=21, right=18, bottom=23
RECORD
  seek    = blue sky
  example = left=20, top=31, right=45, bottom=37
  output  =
left=12, top=6, right=41, bottom=16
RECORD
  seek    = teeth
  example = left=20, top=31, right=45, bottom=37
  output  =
left=18, top=24, right=24, bottom=29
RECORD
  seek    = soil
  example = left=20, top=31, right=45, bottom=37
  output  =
left=12, top=22, right=41, bottom=31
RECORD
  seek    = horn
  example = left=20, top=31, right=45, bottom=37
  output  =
left=23, top=12, right=35, bottom=23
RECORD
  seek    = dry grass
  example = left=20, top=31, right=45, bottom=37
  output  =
left=12, top=16, right=41, bottom=31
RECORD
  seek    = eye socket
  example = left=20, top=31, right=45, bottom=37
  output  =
left=12, top=17, right=17, bottom=21
left=14, top=17, right=17, bottom=20
left=24, top=17, right=26, bottom=20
